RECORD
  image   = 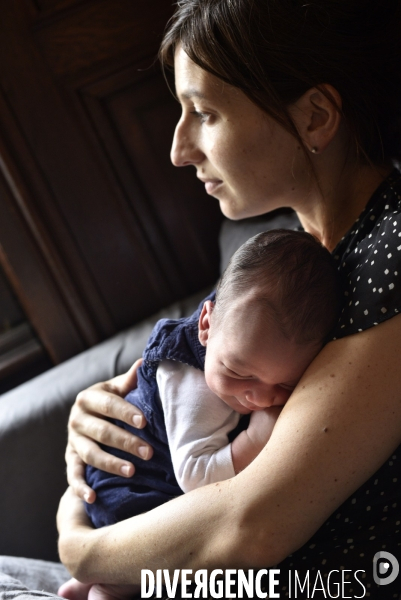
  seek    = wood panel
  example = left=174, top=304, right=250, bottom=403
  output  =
left=80, top=65, right=222, bottom=305
left=0, top=266, right=24, bottom=333
left=32, top=0, right=82, bottom=13
left=0, top=0, right=223, bottom=368
left=0, top=265, right=51, bottom=394
left=34, top=0, right=172, bottom=82
left=0, top=151, right=88, bottom=361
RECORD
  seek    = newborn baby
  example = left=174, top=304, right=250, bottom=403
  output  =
left=59, top=229, right=342, bottom=600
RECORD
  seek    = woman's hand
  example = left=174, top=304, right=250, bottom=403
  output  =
left=57, top=486, right=92, bottom=534
left=57, top=487, right=98, bottom=581
left=66, top=359, right=154, bottom=503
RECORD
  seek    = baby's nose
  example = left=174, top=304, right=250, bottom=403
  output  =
left=245, top=387, right=277, bottom=408
left=246, top=384, right=291, bottom=408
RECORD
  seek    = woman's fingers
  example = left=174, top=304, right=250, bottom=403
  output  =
left=74, top=359, right=146, bottom=427
left=57, top=486, right=92, bottom=533
left=108, top=358, right=143, bottom=399
left=69, top=403, right=153, bottom=459
left=74, top=386, right=147, bottom=429
left=66, top=429, right=144, bottom=501
left=67, top=411, right=154, bottom=492
left=66, top=443, right=97, bottom=503
left=66, top=359, right=154, bottom=494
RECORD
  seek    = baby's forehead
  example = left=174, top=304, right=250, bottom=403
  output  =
left=216, top=292, right=276, bottom=331
left=215, top=299, right=288, bottom=350
left=215, top=294, right=319, bottom=351
left=211, top=319, right=318, bottom=384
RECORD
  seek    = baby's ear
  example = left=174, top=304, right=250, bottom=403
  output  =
left=198, top=300, right=214, bottom=346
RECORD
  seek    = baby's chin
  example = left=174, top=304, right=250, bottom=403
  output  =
left=220, top=395, right=252, bottom=414
left=235, top=406, right=253, bottom=415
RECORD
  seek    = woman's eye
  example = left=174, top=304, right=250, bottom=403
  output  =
left=191, top=110, right=209, bottom=124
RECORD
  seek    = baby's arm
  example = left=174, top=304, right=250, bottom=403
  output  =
left=157, top=360, right=240, bottom=491
left=231, top=407, right=282, bottom=474
left=157, top=361, right=280, bottom=489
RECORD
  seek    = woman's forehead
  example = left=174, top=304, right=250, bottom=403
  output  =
left=174, top=47, right=239, bottom=104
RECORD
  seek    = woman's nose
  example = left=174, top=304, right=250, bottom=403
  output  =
left=170, top=118, right=204, bottom=167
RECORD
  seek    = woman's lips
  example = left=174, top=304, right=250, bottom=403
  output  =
left=205, top=181, right=222, bottom=194
left=198, top=178, right=223, bottom=195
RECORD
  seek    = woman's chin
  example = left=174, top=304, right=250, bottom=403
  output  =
left=218, top=198, right=248, bottom=220
left=218, top=197, right=277, bottom=221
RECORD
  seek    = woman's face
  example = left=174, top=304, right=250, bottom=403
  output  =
left=171, top=47, right=311, bottom=220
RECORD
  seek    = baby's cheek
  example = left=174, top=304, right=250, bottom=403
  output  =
left=276, top=388, right=292, bottom=405
left=206, top=365, right=223, bottom=386
left=204, top=371, right=221, bottom=396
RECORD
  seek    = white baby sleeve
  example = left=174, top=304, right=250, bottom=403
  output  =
left=156, top=359, right=240, bottom=492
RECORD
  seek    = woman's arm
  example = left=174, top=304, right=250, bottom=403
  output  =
left=66, top=360, right=154, bottom=503
left=59, top=314, right=401, bottom=582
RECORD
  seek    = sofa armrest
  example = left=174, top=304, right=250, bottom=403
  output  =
left=0, top=288, right=210, bottom=562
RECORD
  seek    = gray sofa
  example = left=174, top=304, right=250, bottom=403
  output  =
left=0, top=210, right=299, bottom=563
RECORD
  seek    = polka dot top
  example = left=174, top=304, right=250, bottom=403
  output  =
left=159, top=173, right=401, bottom=600
left=333, top=168, right=401, bottom=339
left=276, top=170, right=401, bottom=599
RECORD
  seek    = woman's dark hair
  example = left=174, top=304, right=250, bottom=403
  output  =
left=160, top=0, right=401, bottom=165
left=214, top=229, right=343, bottom=345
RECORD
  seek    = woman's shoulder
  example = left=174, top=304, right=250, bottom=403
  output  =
left=334, top=168, right=401, bottom=259
left=333, top=169, right=401, bottom=338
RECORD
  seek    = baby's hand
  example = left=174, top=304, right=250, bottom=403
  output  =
left=231, top=406, right=283, bottom=474
left=247, top=406, right=283, bottom=449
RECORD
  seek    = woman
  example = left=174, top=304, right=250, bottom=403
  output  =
left=4, top=0, right=401, bottom=597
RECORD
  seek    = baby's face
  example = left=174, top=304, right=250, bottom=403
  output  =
left=199, top=298, right=321, bottom=414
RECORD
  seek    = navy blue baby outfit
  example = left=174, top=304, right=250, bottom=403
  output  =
left=85, top=292, right=214, bottom=528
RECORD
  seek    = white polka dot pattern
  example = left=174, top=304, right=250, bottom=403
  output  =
left=333, top=170, right=401, bottom=338
left=171, top=173, right=401, bottom=599
left=277, top=453, right=401, bottom=598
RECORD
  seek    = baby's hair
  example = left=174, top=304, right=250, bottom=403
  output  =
left=214, top=229, right=342, bottom=346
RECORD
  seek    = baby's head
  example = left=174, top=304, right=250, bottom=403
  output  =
left=198, top=229, right=342, bottom=413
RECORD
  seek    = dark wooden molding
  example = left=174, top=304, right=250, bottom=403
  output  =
left=0, top=322, right=44, bottom=379
left=0, top=0, right=222, bottom=373
left=33, top=0, right=174, bottom=87
left=0, top=85, right=117, bottom=347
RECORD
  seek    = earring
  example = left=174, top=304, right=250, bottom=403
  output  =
left=311, top=146, right=318, bottom=154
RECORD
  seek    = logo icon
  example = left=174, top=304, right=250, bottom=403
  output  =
left=373, top=551, right=399, bottom=586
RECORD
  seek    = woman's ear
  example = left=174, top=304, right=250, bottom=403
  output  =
left=291, top=84, right=342, bottom=154
left=198, top=300, right=214, bottom=346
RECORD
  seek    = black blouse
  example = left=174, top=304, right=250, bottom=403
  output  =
left=169, top=174, right=401, bottom=600
left=333, top=168, right=401, bottom=338
left=276, top=170, right=401, bottom=599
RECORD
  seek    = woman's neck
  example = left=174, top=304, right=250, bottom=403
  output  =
left=295, top=163, right=393, bottom=252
